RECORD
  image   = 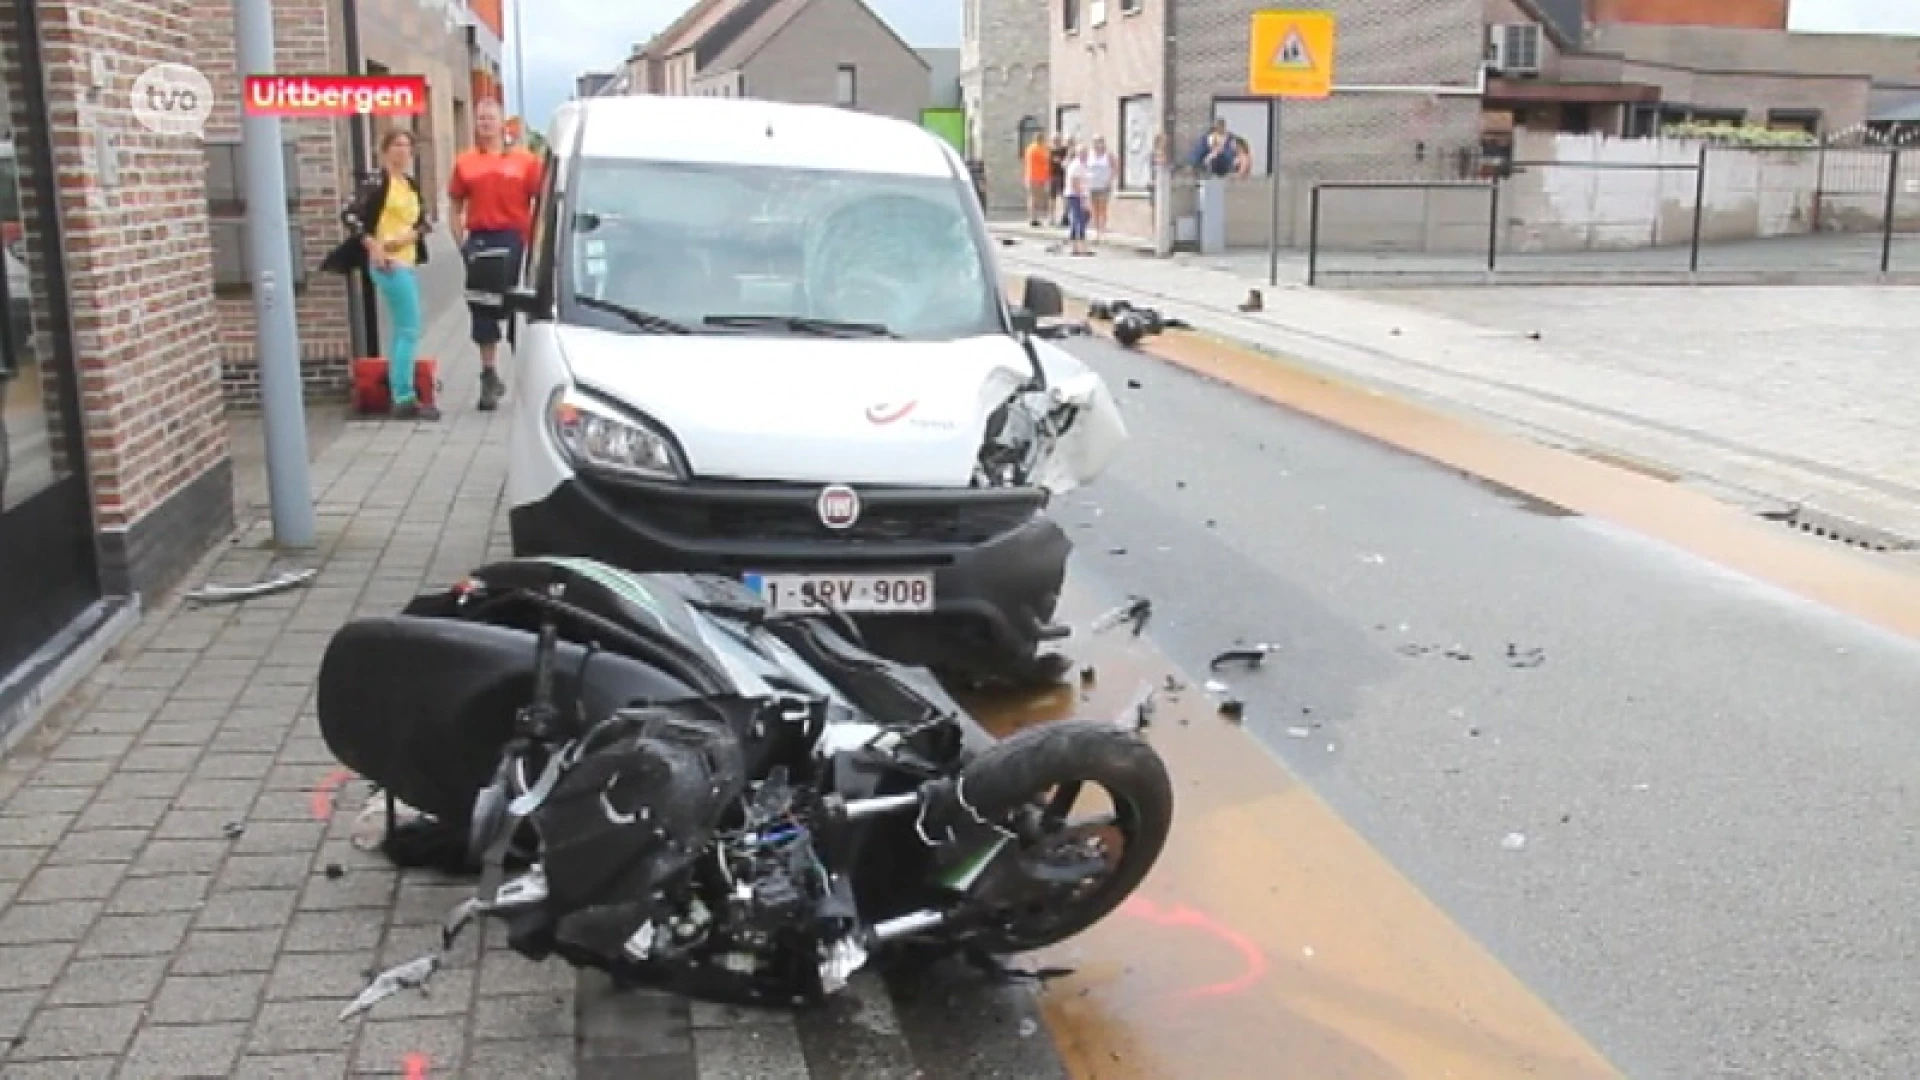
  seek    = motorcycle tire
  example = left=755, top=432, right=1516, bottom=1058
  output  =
left=955, top=720, right=1173, bottom=953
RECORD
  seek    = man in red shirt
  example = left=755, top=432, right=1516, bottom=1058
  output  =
left=448, top=98, right=542, bottom=411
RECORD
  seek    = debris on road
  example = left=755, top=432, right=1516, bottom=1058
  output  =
left=1085, top=298, right=1192, bottom=348
left=1079, top=665, right=1098, bottom=688
left=223, top=822, right=246, bottom=839
left=340, top=954, right=440, bottom=1021
left=1218, top=697, right=1245, bottom=723
left=1118, top=682, right=1157, bottom=731
left=1209, top=644, right=1277, bottom=671
left=1089, top=595, right=1153, bottom=636
left=1285, top=726, right=1311, bottom=739
left=1501, top=832, right=1527, bottom=851
left=1238, top=289, right=1263, bottom=313
left=1507, top=644, right=1547, bottom=668
left=185, top=567, right=317, bottom=605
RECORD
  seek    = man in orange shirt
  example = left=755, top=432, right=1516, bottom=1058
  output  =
left=448, top=99, right=542, bottom=411
left=1023, top=133, right=1051, bottom=227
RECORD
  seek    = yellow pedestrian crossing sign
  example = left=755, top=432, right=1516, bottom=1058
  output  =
left=1248, top=10, right=1334, bottom=98
left=1273, top=28, right=1311, bottom=68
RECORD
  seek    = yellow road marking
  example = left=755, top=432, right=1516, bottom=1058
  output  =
left=965, top=591, right=1622, bottom=1080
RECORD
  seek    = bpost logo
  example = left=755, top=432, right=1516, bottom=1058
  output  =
left=244, top=75, right=428, bottom=118
left=130, top=63, right=214, bottom=138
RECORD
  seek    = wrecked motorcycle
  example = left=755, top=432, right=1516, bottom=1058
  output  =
left=315, top=556, right=1173, bottom=1009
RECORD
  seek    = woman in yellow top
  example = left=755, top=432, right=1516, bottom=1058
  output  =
left=341, top=129, right=436, bottom=420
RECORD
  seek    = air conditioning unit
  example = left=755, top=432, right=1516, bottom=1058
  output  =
left=1486, top=23, right=1542, bottom=76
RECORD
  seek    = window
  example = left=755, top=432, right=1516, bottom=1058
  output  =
left=560, top=157, right=1002, bottom=343
left=1120, top=0, right=1141, bottom=12
left=1688, top=107, right=1746, bottom=127
left=1211, top=98, right=1272, bottom=175
left=1118, top=94, right=1153, bottom=191
left=1063, top=0, right=1078, bottom=33
left=835, top=64, right=856, bottom=107
left=1055, top=104, right=1082, bottom=142
left=1089, top=0, right=1106, bottom=27
left=1767, top=108, right=1821, bottom=135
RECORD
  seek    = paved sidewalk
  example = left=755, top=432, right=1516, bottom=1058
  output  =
left=994, top=228, right=1920, bottom=557
left=1, top=291, right=1062, bottom=1077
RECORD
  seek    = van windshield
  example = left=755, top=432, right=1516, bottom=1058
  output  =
left=559, top=156, right=1004, bottom=342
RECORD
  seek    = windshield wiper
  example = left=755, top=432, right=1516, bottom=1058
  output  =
left=702, top=314, right=899, bottom=338
left=574, top=295, right=695, bottom=334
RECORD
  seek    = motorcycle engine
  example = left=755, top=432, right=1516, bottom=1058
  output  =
left=514, top=702, right=856, bottom=1003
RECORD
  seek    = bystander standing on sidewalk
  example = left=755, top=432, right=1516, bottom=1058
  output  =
left=1085, top=135, right=1116, bottom=244
left=322, top=129, right=438, bottom=421
left=1064, top=145, right=1093, bottom=257
left=1024, top=132, right=1052, bottom=227
left=1048, top=134, right=1068, bottom=227
left=448, top=99, right=542, bottom=412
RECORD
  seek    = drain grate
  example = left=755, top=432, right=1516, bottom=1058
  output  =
left=1756, top=506, right=1918, bottom=553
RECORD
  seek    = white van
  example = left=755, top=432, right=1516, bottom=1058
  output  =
left=501, top=95, right=1126, bottom=687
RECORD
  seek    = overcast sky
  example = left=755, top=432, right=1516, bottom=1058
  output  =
left=501, top=0, right=959, bottom=130
left=1789, top=0, right=1920, bottom=33
left=498, top=0, right=1915, bottom=130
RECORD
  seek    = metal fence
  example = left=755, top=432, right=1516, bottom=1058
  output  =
left=1300, top=145, right=1914, bottom=286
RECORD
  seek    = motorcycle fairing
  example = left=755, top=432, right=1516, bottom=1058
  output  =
left=314, top=615, right=696, bottom=824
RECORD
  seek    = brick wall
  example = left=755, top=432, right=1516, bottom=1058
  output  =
left=358, top=0, right=473, bottom=208
left=193, top=0, right=353, bottom=403
left=31, top=0, right=234, bottom=598
left=960, top=0, right=1050, bottom=211
left=1173, top=0, right=1484, bottom=184
left=1049, top=0, right=1164, bottom=240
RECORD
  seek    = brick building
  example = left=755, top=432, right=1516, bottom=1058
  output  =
left=959, top=0, right=1049, bottom=212
left=1045, top=0, right=1485, bottom=243
left=0, top=0, right=491, bottom=740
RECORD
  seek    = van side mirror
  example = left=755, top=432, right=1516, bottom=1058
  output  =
left=1022, top=276, right=1064, bottom=319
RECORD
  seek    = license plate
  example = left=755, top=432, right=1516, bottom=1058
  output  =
left=743, top=572, right=935, bottom=614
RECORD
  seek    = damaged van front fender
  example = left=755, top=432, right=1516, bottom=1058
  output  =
left=1027, top=338, right=1128, bottom=495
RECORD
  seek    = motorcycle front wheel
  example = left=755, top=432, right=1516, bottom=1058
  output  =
left=954, top=720, right=1173, bottom=954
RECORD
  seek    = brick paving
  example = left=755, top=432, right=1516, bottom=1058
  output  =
left=0, top=297, right=567, bottom=1078
left=993, top=228, right=1920, bottom=558
left=0, top=274, right=1066, bottom=1077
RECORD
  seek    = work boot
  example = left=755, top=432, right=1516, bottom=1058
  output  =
left=478, top=368, right=505, bottom=412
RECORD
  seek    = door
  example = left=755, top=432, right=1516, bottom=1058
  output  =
left=0, top=0, right=103, bottom=679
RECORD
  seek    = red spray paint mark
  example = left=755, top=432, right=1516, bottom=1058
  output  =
left=403, top=1052, right=428, bottom=1079
left=310, top=768, right=355, bottom=820
left=1120, top=895, right=1270, bottom=1000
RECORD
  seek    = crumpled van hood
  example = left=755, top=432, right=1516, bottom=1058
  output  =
left=554, top=326, right=1125, bottom=491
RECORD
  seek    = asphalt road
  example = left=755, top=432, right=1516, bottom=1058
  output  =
left=1045, top=333, right=1920, bottom=1079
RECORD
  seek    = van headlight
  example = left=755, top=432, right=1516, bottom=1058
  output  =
left=546, top=386, right=687, bottom=481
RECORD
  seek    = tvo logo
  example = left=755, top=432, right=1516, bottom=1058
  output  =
left=130, top=63, right=214, bottom=138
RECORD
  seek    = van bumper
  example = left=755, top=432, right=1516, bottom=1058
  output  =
left=506, top=474, right=1072, bottom=682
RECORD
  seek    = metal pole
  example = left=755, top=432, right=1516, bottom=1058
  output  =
left=511, top=0, right=527, bottom=118
left=235, top=0, right=315, bottom=548
left=1306, top=185, right=1320, bottom=287
left=1688, top=145, right=1707, bottom=273
left=1880, top=149, right=1899, bottom=274
left=340, top=0, right=377, bottom=359
left=1486, top=180, right=1499, bottom=272
left=1267, top=97, right=1282, bottom=286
